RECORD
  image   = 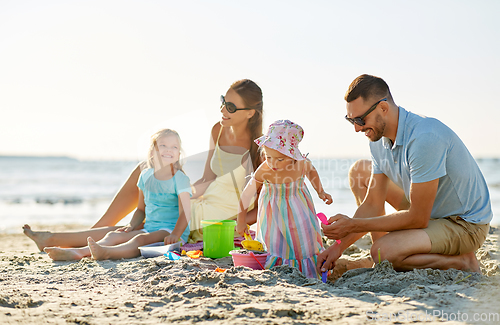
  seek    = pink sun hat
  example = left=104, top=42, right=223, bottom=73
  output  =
left=254, top=120, right=305, bottom=160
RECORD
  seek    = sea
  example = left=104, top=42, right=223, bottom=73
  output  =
left=1, top=156, right=499, bottom=233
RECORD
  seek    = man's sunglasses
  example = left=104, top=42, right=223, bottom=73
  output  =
left=345, top=98, right=387, bottom=126
left=220, top=95, right=255, bottom=114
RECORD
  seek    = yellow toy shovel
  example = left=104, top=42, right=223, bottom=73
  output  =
left=241, top=225, right=264, bottom=252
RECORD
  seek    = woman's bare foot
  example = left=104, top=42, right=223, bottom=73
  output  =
left=22, top=224, right=53, bottom=251
left=44, top=247, right=87, bottom=261
left=88, top=237, right=110, bottom=260
left=462, top=251, right=481, bottom=273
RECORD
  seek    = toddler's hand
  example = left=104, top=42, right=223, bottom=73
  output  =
left=319, top=191, right=333, bottom=205
left=164, top=234, right=180, bottom=245
left=236, top=222, right=247, bottom=237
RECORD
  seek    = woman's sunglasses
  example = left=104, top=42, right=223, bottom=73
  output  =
left=345, top=98, right=387, bottom=126
left=220, top=95, right=255, bottom=114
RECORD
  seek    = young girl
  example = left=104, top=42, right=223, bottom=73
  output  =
left=44, top=129, right=192, bottom=261
left=237, top=120, right=332, bottom=278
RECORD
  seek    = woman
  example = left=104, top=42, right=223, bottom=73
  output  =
left=23, top=79, right=263, bottom=251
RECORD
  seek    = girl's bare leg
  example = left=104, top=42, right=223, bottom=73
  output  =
left=43, top=244, right=92, bottom=261
left=44, top=230, right=145, bottom=261
left=88, top=231, right=169, bottom=260
left=23, top=164, right=142, bottom=250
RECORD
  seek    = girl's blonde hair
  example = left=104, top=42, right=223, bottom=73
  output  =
left=146, top=129, right=184, bottom=171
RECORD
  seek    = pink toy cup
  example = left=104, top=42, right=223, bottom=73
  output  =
left=230, top=250, right=269, bottom=270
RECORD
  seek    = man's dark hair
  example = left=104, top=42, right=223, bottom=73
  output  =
left=344, top=74, right=392, bottom=103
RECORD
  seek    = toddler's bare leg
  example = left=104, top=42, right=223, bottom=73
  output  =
left=44, top=230, right=141, bottom=261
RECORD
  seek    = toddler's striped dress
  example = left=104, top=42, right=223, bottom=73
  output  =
left=256, top=176, right=324, bottom=278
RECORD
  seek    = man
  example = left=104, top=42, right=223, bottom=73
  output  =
left=318, top=74, right=492, bottom=274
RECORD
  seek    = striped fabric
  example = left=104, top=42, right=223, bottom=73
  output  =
left=256, top=176, right=324, bottom=279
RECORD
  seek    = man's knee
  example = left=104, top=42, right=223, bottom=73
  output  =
left=371, top=244, right=406, bottom=270
left=349, top=159, right=372, bottom=190
left=371, top=240, right=392, bottom=263
left=370, top=236, right=405, bottom=266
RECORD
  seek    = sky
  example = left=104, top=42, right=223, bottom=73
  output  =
left=1, top=0, right=499, bottom=161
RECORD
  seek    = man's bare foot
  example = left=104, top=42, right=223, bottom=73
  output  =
left=22, top=224, right=53, bottom=251
left=44, top=247, right=86, bottom=261
left=462, top=251, right=481, bottom=273
left=88, top=237, right=110, bottom=260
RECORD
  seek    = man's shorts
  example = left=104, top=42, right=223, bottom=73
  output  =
left=423, top=216, right=489, bottom=255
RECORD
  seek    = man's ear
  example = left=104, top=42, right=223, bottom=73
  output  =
left=380, top=101, right=389, bottom=114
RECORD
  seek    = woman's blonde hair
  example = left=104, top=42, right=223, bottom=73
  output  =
left=146, top=128, right=184, bottom=171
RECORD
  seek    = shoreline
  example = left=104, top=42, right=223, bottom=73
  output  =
left=0, top=225, right=499, bottom=324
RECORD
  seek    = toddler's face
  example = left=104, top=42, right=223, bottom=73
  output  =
left=264, top=147, right=294, bottom=171
left=154, top=135, right=180, bottom=167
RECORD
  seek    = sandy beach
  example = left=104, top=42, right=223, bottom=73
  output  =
left=1, top=225, right=499, bottom=324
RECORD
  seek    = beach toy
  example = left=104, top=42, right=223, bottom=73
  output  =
left=241, top=225, right=264, bottom=252
left=316, top=212, right=329, bottom=225
left=230, top=250, right=269, bottom=270
left=138, top=241, right=181, bottom=258
left=186, top=250, right=203, bottom=259
left=317, top=213, right=341, bottom=245
left=164, top=251, right=181, bottom=260
left=201, top=219, right=236, bottom=258
left=321, top=262, right=327, bottom=283
left=215, top=267, right=226, bottom=273
left=249, top=251, right=265, bottom=270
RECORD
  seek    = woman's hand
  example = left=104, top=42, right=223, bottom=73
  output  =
left=164, top=234, right=180, bottom=245
left=318, top=191, right=333, bottom=205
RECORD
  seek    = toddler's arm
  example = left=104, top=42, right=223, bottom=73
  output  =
left=236, top=172, right=262, bottom=236
left=305, top=161, right=333, bottom=205
left=164, top=191, right=191, bottom=245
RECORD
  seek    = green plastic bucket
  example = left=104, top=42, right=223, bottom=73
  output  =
left=201, top=219, right=236, bottom=258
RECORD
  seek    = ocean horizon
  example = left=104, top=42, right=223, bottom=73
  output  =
left=1, top=155, right=498, bottom=233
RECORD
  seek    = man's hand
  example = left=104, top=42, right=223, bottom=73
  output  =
left=317, top=243, right=343, bottom=274
left=321, top=214, right=355, bottom=239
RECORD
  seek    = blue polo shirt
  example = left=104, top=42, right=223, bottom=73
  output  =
left=370, top=107, right=492, bottom=224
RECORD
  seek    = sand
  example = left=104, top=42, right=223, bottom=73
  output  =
left=1, top=226, right=499, bottom=324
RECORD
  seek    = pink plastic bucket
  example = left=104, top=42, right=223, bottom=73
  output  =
left=230, top=250, right=269, bottom=270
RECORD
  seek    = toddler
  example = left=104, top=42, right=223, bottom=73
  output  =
left=237, top=120, right=332, bottom=278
